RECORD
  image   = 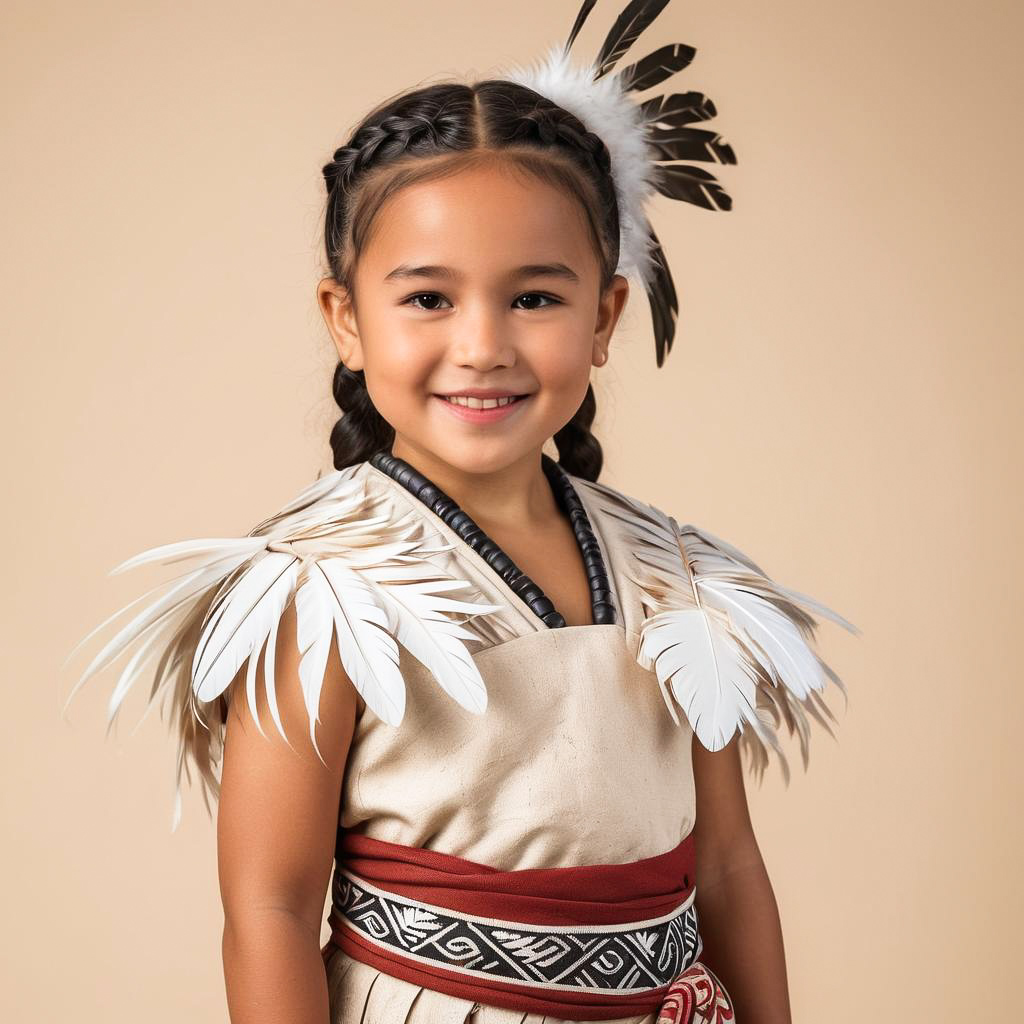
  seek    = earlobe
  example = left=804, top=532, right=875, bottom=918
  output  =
left=316, top=277, right=364, bottom=371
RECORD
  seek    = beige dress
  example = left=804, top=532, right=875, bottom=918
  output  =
left=82, top=439, right=847, bottom=1019
left=324, top=460, right=697, bottom=1024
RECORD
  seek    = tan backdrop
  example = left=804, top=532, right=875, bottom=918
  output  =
left=4, top=0, right=1020, bottom=1019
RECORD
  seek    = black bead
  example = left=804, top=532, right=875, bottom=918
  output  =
left=368, top=451, right=616, bottom=629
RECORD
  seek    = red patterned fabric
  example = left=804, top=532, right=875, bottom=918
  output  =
left=656, top=963, right=736, bottom=1023
left=322, top=831, right=736, bottom=1021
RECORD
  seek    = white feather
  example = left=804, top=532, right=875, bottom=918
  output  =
left=262, top=607, right=286, bottom=743
left=105, top=622, right=174, bottom=731
left=373, top=579, right=499, bottom=716
left=699, top=579, right=825, bottom=700
left=298, top=557, right=404, bottom=733
left=192, top=551, right=300, bottom=703
left=61, top=547, right=259, bottom=699
left=638, top=607, right=760, bottom=752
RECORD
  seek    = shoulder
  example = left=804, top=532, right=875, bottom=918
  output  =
left=571, top=470, right=843, bottom=613
left=571, top=470, right=858, bottom=782
left=184, top=462, right=504, bottom=724
left=69, top=460, right=506, bottom=824
left=571, top=472, right=744, bottom=583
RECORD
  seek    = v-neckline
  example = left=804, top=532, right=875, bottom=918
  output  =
left=364, top=452, right=617, bottom=630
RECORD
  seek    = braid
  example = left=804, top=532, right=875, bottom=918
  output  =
left=510, top=103, right=616, bottom=225
left=325, top=112, right=461, bottom=195
left=328, top=363, right=393, bottom=469
left=321, top=90, right=478, bottom=297
left=321, top=81, right=619, bottom=481
left=553, top=384, right=603, bottom=481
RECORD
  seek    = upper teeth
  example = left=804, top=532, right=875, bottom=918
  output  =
left=444, top=395, right=519, bottom=409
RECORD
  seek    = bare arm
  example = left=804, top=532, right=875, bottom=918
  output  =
left=691, top=736, right=792, bottom=1024
left=217, top=598, right=358, bottom=1023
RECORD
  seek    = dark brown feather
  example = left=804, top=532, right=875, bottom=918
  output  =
left=619, top=42, right=696, bottom=92
left=653, top=163, right=733, bottom=212
left=594, top=0, right=671, bottom=79
left=564, top=0, right=599, bottom=54
left=639, top=91, right=718, bottom=127
left=643, top=226, right=679, bottom=367
left=648, top=126, right=737, bottom=165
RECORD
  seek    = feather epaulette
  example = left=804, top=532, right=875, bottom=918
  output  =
left=576, top=476, right=859, bottom=783
left=63, top=464, right=504, bottom=829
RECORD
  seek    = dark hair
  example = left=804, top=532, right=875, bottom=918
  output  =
left=321, top=80, right=622, bottom=482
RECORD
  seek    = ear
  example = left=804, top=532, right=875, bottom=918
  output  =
left=592, top=274, right=630, bottom=367
left=316, top=277, right=364, bottom=372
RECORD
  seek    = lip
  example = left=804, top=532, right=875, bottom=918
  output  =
left=434, top=388, right=530, bottom=399
left=432, top=392, right=532, bottom=425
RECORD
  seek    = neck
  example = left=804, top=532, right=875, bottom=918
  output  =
left=387, top=438, right=559, bottom=532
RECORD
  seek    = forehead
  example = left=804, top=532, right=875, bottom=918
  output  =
left=361, top=161, right=597, bottom=272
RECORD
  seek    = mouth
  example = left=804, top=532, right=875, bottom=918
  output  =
left=432, top=392, right=533, bottom=423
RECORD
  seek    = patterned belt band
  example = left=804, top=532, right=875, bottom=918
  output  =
left=325, top=832, right=704, bottom=1021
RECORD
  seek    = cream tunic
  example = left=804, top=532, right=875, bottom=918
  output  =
left=326, top=460, right=697, bottom=1024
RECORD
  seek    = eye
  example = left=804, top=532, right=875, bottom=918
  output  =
left=403, top=293, right=452, bottom=311
left=513, top=292, right=561, bottom=310
left=402, top=292, right=562, bottom=311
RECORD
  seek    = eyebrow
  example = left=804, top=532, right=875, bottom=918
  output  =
left=383, top=263, right=580, bottom=284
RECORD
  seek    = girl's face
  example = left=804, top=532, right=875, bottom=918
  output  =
left=318, top=159, right=629, bottom=478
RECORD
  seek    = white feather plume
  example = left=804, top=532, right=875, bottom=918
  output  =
left=501, top=44, right=660, bottom=284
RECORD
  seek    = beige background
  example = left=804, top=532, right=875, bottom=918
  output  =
left=3, top=0, right=1020, bottom=1019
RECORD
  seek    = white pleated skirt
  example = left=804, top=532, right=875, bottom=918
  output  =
left=324, top=945, right=659, bottom=1024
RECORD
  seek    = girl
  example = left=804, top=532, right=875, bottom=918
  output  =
left=67, top=2, right=855, bottom=1022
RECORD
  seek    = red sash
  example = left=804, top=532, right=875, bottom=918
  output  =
left=323, top=831, right=722, bottom=1021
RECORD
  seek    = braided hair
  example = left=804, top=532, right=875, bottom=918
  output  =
left=321, top=80, right=622, bottom=482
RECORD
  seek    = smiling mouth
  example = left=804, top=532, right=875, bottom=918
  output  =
left=432, top=393, right=533, bottom=424
left=437, top=394, right=529, bottom=409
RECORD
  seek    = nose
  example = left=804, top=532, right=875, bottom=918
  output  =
left=446, top=298, right=516, bottom=369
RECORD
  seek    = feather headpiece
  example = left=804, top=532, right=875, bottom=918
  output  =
left=500, top=0, right=737, bottom=366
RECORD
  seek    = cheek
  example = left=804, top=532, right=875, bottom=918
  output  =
left=360, top=311, right=438, bottom=386
left=524, top=321, right=593, bottom=393
left=374, top=336, right=433, bottom=378
left=362, top=339, right=435, bottom=437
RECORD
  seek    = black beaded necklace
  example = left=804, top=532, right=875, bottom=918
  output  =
left=368, top=451, right=616, bottom=629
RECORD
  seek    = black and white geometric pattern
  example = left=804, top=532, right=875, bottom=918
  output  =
left=331, top=869, right=702, bottom=994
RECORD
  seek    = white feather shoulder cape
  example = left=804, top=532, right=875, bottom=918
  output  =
left=65, top=460, right=856, bottom=829
left=576, top=475, right=858, bottom=784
